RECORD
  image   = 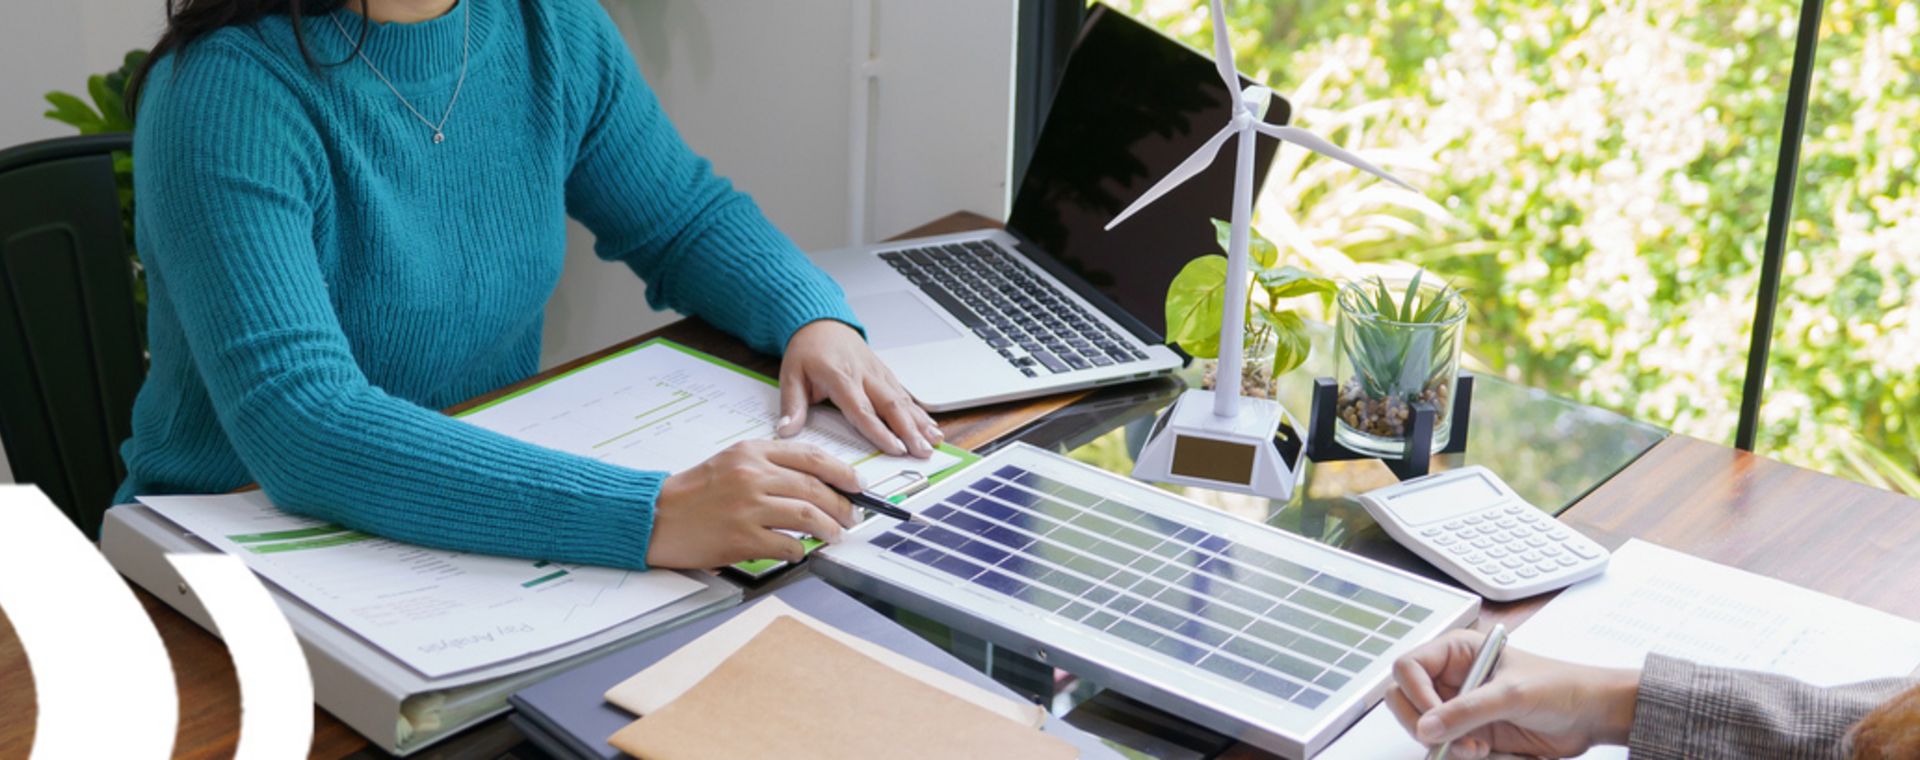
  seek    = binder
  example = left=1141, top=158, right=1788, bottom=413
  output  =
left=99, top=503, right=741, bottom=756
left=508, top=577, right=1124, bottom=760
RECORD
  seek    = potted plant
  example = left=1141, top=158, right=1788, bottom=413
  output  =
left=1333, top=271, right=1466, bottom=458
left=1164, top=220, right=1336, bottom=399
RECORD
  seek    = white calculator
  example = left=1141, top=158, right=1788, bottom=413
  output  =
left=1357, top=466, right=1609, bottom=602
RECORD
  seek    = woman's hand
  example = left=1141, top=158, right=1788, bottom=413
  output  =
left=644, top=440, right=861, bottom=569
left=776, top=320, right=941, bottom=458
left=1385, top=628, right=1640, bottom=759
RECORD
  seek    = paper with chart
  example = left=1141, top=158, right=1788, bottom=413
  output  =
left=457, top=340, right=960, bottom=490
left=140, top=491, right=706, bottom=679
left=1319, top=539, right=1920, bottom=759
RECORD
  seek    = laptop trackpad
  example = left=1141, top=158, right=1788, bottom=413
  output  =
left=850, top=290, right=961, bottom=350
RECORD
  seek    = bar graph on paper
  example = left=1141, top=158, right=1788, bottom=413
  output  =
left=458, top=341, right=954, bottom=484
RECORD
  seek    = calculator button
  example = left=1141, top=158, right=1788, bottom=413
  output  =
left=1568, top=542, right=1604, bottom=559
left=1464, top=515, right=1485, bottom=525
left=1525, top=536, right=1548, bottom=547
left=1501, top=558, right=1524, bottom=569
left=1434, top=535, right=1457, bottom=546
left=1547, top=529, right=1571, bottom=540
left=1541, top=545, right=1562, bottom=556
left=1420, top=528, right=1442, bottom=537
left=1516, top=566, right=1540, bottom=579
left=1444, top=520, right=1465, bottom=530
left=1477, top=525, right=1500, bottom=535
left=1448, top=544, right=1473, bottom=555
left=1471, top=538, right=1494, bottom=549
left=1535, top=561, right=1557, bottom=573
left=1478, top=563, right=1501, bottom=575
left=1455, top=529, right=1478, bottom=540
left=1507, top=530, right=1531, bottom=541
left=1494, top=573, right=1517, bottom=585
left=1504, top=505, right=1524, bottom=514
left=1556, top=555, right=1579, bottom=566
left=1481, top=509, right=1501, bottom=520
left=1463, top=552, right=1486, bottom=564
left=1520, top=551, right=1544, bottom=563
left=1487, top=547, right=1509, bottom=559
left=1496, top=518, right=1517, bottom=529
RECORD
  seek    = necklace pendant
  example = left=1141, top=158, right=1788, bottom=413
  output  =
left=432, top=131, right=445, bottom=144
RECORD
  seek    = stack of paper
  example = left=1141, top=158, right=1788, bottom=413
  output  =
left=602, top=599, right=1073, bottom=760
left=1319, top=539, right=1920, bottom=759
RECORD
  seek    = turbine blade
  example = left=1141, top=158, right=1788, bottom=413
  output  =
left=1105, top=123, right=1238, bottom=230
left=1208, top=0, right=1241, bottom=97
left=1252, top=122, right=1416, bottom=191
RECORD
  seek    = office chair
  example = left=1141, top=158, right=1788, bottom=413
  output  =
left=0, top=133, right=145, bottom=537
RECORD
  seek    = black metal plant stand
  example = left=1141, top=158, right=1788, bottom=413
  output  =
left=1305, top=373, right=1474, bottom=481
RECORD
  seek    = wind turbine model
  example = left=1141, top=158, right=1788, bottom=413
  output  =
left=1109, top=0, right=1414, bottom=500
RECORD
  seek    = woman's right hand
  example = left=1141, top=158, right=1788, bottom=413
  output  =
left=643, top=440, right=861, bottom=569
left=1385, top=628, right=1641, bottom=759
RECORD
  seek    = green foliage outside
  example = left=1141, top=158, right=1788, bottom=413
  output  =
left=43, top=49, right=148, bottom=311
left=1119, top=0, right=1920, bottom=494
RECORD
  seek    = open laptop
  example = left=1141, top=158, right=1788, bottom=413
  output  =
left=814, top=6, right=1287, bottom=411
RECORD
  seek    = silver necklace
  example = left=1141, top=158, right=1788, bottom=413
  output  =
left=328, top=1, right=470, bottom=144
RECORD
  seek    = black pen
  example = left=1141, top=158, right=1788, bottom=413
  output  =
left=841, top=489, right=929, bottom=524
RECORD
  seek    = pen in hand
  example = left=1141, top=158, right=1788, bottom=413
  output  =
left=1426, top=623, right=1508, bottom=760
left=840, top=488, right=929, bottom=524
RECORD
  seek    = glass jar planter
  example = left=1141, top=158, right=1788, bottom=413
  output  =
left=1333, top=277, right=1466, bottom=458
left=1200, top=317, right=1282, bottom=400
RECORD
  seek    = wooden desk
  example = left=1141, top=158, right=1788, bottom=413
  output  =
left=0, top=211, right=1095, bottom=759
left=8, top=208, right=1920, bottom=758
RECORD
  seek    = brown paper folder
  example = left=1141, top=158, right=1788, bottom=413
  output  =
left=608, top=616, right=1077, bottom=760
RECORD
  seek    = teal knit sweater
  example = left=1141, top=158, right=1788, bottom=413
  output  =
left=113, top=0, right=859, bottom=569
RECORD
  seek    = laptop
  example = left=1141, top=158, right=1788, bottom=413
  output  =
left=814, top=6, right=1287, bottom=411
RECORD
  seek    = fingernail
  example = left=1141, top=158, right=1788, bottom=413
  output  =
left=1416, top=715, right=1442, bottom=742
left=926, top=424, right=944, bottom=443
left=776, top=415, right=793, bottom=436
left=888, top=436, right=907, bottom=456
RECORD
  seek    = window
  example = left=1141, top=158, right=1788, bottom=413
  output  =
left=1021, top=0, right=1920, bottom=495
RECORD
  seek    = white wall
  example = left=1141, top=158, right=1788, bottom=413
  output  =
left=0, top=0, right=163, bottom=147
left=541, top=0, right=1016, bottom=366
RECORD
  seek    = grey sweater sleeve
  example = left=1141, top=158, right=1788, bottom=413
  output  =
left=1628, top=653, right=1916, bottom=759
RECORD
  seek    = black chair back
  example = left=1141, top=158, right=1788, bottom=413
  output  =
left=0, top=133, right=145, bottom=536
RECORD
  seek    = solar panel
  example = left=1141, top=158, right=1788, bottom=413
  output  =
left=816, top=443, right=1479, bottom=759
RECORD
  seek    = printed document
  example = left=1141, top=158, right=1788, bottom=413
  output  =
left=457, top=340, right=959, bottom=488
left=1319, top=539, right=1920, bottom=759
left=141, top=491, right=705, bottom=678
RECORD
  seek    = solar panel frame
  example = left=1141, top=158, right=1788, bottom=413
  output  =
left=814, top=443, right=1479, bottom=758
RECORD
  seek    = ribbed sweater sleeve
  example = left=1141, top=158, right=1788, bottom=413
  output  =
left=136, top=40, right=662, bottom=569
left=558, top=1, right=861, bottom=354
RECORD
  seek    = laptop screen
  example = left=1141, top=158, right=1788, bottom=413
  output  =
left=1007, top=5, right=1285, bottom=340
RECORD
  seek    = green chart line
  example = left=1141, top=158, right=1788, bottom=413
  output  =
left=593, top=397, right=710, bottom=449
left=522, top=570, right=570, bottom=588
left=627, top=390, right=692, bottom=422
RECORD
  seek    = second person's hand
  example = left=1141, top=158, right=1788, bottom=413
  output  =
left=1385, top=628, right=1640, bottom=759
left=643, top=440, right=861, bottom=569
left=776, top=320, right=941, bottom=458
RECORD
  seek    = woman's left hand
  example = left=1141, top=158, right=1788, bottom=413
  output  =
left=777, top=320, right=941, bottom=459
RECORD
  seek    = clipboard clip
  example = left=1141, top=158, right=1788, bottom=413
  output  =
left=864, top=470, right=930, bottom=502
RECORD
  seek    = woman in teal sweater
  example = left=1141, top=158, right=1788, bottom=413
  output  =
left=116, top=0, right=940, bottom=570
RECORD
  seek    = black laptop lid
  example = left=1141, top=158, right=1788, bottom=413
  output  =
left=1008, top=5, right=1286, bottom=340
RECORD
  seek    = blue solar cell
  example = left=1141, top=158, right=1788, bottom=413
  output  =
left=1244, top=669, right=1302, bottom=700
left=1046, top=482, right=1104, bottom=508
left=980, top=524, right=1034, bottom=551
left=1401, top=604, right=1433, bottom=622
left=1213, top=585, right=1275, bottom=616
left=960, top=497, right=1020, bottom=524
left=941, top=510, right=994, bottom=537
left=1091, top=498, right=1149, bottom=526
left=1108, top=619, right=1162, bottom=648
left=1194, top=601, right=1253, bottom=631
left=927, top=551, right=984, bottom=580
left=1128, top=510, right=1186, bottom=537
left=1034, top=568, right=1094, bottom=597
left=954, top=540, right=1011, bottom=566
left=1199, top=654, right=1255, bottom=683
left=869, top=531, right=906, bottom=551
left=1058, top=601, right=1096, bottom=621
left=1175, top=617, right=1231, bottom=648
left=992, top=466, right=1023, bottom=480
left=1105, top=594, right=1144, bottom=615
left=988, top=483, right=1043, bottom=508
left=1294, top=689, right=1328, bottom=709
left=1131, top=601, right=1184, bottom=632
left=1313, top=670, right=1351, bottom=691
left=1153, top=585, right=1204, bottom=613
left=1148, top=634, right=1207, bottom=664
left=1198, top=534, right=1231, bottom=554
left=1018, top=585, right=1070, bottom=612
left=1222, top=635, right=1278, bottom=666
left=1196, top=555, right=1244, bottom=582
left=914, top=523, right=970, bottom=548
left=885, top=537, right=937, bottom=563
left=921, top=503, right=956, bottom=522
left=974, top=570, right=1026, bottom=597
left=1079, top=585, right=1117, bottom=605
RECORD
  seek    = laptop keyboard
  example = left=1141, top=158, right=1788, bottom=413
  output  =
left=879, top=241, right=1151, bottom=377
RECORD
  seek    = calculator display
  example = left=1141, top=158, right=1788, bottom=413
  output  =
left=1388, top=473, right=1502, bottom=509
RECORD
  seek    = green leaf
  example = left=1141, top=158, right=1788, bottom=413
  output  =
left=43, top=91, right=102, bottom=131
left=88, top=74, right=130, bottom=132
left=1258, top=265, right=1337, bottom=301
left=1164, top=255, right=1230, bottom=359
left=1211, top=218, right=1278, bottom=269
left=1401, top=269, right=1424, bottom=322
left=1264, top=310, right=1311, bottom=376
